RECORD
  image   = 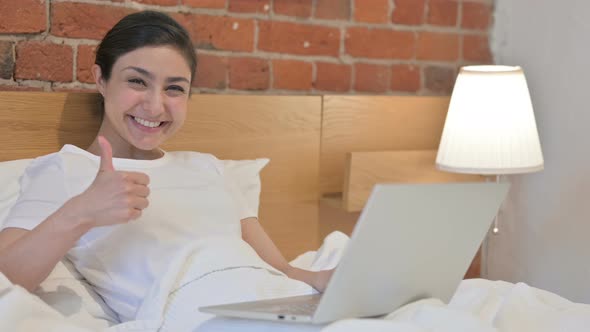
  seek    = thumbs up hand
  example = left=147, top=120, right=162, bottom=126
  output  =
left=67, top=136, right=151, bottom=228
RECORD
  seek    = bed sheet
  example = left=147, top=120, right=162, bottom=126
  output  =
left=2, top=231, right=590, bottom=332
left=0, top=232, right=345, bottom=332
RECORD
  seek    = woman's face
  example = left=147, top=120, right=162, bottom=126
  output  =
left=94, top=46, right=192, bottom=152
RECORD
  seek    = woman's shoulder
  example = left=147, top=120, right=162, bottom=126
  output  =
left=24, top=151, right=63, bottom=175
left=24, top=145, right=95, bottom=178
left=15, top=151, right=68, bottom=191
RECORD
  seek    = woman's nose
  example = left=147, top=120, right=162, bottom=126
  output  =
left=143, top=90, right=164, bottom=116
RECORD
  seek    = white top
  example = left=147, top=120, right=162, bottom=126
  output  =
left=3, top=145, right=255, bottom=321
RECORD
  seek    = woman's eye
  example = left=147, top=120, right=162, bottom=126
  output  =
left=167, top=85, right=186, bottom=94
left=128, top=78, right=146, bottom=86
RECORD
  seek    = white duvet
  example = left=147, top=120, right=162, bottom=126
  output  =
left=1, top=232, right=590, bottom=332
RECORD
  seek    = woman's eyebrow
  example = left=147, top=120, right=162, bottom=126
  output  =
left=167, top=77, right=190, bottom=84
left=123, top=66, right=153, bottom=78
left=122, top=66, right=189, bottom=83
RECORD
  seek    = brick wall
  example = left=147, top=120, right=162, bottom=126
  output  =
left=0, top=0, right=494, bottom=94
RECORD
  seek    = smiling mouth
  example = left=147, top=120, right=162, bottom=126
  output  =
left=131, top=115, right=166, bottom=128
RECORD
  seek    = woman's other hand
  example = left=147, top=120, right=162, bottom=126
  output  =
left=285, top=266, right=336, bottom=293
left=66, top=136, right=150, bottom=228
left=311, top=268, right=335, bottom=293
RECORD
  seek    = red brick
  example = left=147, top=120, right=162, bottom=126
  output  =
left=77, top=45, right=98, bottom=84
left=258, top=21, right=340, bottom=57
left=314, top=62, right=351, bottom=92
left=346, top=27, right=414, bottom=59
left=0, top=85, right=44, bottom=91
left=194, top=53, right=227, bottom=89
left=427, top=0, right=458, bottom=26
left=228, top=0, right=270, bottom=13
left=183, top=0, right=226, bottom=8
left=354, top=63, right=389, bottom=93
left=0, top=41, right=14, bottom=79
left=463, top=35, right=492, bottom=63
left=354, top=0, right=390, bottom=23
left=315, top=0, right=351, bottom=20
left=462, top=2, right=492, bottom=30
left=424, top=66, right=456, bottom=94
left=392, top=0, right=425, bottom=25
left=417, top=32, right=459, bottom=61
left=391, top=64, right=420, bottom=92
left=228, top=57, right=269, bottom=90
left=51, top=2, right=134, bottom=40
left=15, top=42, right=73, bottom=82
left=131, top=0, right=178, bottom=5
left=0, top=0, right=46, bottom=33
left=272, top=59, right=312, bottom=91
left=189, top=15, right=255, bottom=52
left=274, top=0, right=312, bottom=18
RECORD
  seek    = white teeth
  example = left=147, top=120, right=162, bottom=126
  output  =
left=133, top=116, right=162, bottom=128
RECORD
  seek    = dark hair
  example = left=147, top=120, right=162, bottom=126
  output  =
left=95, top=11, right=197, bottom=84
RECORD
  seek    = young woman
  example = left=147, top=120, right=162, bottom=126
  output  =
left=0, top=11, right=332, bottom=322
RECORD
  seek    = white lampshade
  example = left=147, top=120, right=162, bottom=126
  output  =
left=436, top=65, right=544, bottom=175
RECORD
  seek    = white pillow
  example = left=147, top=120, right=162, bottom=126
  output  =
left=222, top=158, right=269, bottom=218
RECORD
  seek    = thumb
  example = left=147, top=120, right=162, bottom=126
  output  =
left=97, top=136, right=115, bottom=172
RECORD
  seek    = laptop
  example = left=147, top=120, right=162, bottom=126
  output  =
left=199, top=182, right=510, bottom=324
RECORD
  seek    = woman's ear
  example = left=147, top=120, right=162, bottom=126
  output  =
left=92, top=64, right=106, bottom=96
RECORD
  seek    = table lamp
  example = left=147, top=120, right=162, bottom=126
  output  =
left=435, top=65, right=544, bottom=233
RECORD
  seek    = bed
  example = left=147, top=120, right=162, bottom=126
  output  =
left=1, top=92, right=589, bottom=331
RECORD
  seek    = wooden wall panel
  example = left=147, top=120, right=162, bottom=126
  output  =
left=320, top=95, right=450, bottom=194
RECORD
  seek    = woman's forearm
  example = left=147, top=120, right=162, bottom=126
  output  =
left=284, top=266, right=318, bottom=289
left=240, top=217, right=333, bottom=292
left=241, top=217, right=291, bottom=273
left=0, top=200, right=91, bottom=292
